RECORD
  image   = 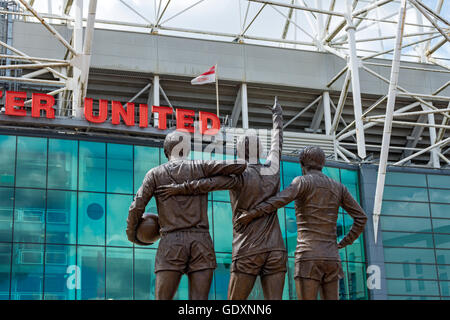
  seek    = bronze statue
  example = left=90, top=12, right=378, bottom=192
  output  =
left=156, top=98, right=287, bottom=300
left=235, top=146, right=367, bottom=300
left=126, top=131, right=246, bottom=300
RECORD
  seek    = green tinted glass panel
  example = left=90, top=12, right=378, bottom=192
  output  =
left=386, top=279, right=439, bottom=296
left=79, top=141, right=105, bottom=192
left=388, top=295, right=437, bottom=300
left=277, top=208, right=287, bottom=248
left=347, top=262, right=368, bottom=300
left=432, top=219, right=450, bottom=234
left=435, top=234, right=450, bottom=249
left=106, top=194, right=133, bottom=247
left=0, top=243, right=11, bottom=300
left=381, top=216, right=432, bottom=233
left=44, top=244, right=76, bottom=300
left=339, top=261, right=349, bottom=300
left=285, top=208, right=297, bottom=257
left=385, top=263, right=438, bottom=280
left=16, top=136, right=47, bottom=189
left=383, top=186, right=428, bottom=202
left=340, top=169, right=358, bottom=185
left=286, top=258, right=297, bottom=300
left=134, top=145, right=159, bottom=194
left=323, top=166, right=340, bottom=182
left=106, top=247, right=133, bottom=300
left=440, top=280, right=450, bottom=297
left=0, top=187, right=13, bottom=242
left=436, top=250, right=450, bottom=265
left=76, top=246, right=105, bottom=300
left=213, top=202, right=233, bottom=253
left=11, top=243, right=44, bottom=300
left=134, top=248, right=156, bottom=300
left=429, top=189, right=450, bottom=204
left=47, top=139, right=77, bottom=190
left=431, top=204, right=450, bottom=218
left=438, top=265, right=450, bottom=282
left=0, top=135, right=15, bottom=186
left=46, top=190, right=77, bottom=244
left=282, top=161, right=300, bottom=188
left=13, top=188, right=46, bottom=243
left=78, top=192, right=105, bottom=246
left=381, top=201, right=430, bottom=217
left=428, top=175, right=450, bottom=189
left=383, top=247, right=435, bottom=263
left=107, top=143, right=133, bottom=194
left=346, top=236, right=365, bottom=263
left=385, top=172, right=427, bottom=187
left=382, top=231, right=434, bottom=248
left=214, top=253, right=232, bottom=300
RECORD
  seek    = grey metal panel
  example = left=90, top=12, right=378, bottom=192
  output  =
left=12, top=21, right=448, bottom=98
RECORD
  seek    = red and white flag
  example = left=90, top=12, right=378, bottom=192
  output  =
left=191, top=65, right=216, bottom=85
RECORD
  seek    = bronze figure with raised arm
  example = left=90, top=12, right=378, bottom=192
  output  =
left=126, top=131, right=246, bottom=300
left=156, top=97, right=287, bottom=300
left=236, top=146, right=367, bottom=300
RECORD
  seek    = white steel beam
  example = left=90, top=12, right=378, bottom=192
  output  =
left=241, top=83, right=249, bottom=129
left=230, top=85, right=243, bottom=128
left=373, top=0, right=407, bottom=244
left=323, top=91, right=332, bottom=135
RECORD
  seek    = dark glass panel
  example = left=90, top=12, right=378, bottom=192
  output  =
left=382, top=231, right=434, bottom=248
left=0, top=243, right=11, bottom=300
left=48, top=139, right=78, bottom=190
left=13, top=189, right=46, bottom=243
left=43, top=244, right=76, bottom=300
left=213, top=202, right=233, bottom=253
left=0, top=135, right=16, bottom=187
left=347, top=262, right=368, bottom=300
left=381, top=216, right=432, bottom=233
left=386, top=279, right=439, bottom=296
left=106, top=247, right=133, bottom=300
left=0, top=187, right=14, bottom=242
left=16, top=136, right=47, bottom=189
left=79, top=141, right=105, bottom=192
left=428, top=174, right=450, bottom=189
left=383, top=248, right=435, bottom=264
left=385, top=263, right=438, bottom=280
left=76, top=246, right=105, bottom=300
left=385, top=172, right=427, bottom=187
left=134, top=248, right=156, bottom=300
left=107, top=143, right=133, bottom=194
left=46, top=190, right=77, bottom=244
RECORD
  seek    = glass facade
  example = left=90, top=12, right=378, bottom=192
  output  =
left=382, top=171, right=450, bottom=300
left=0, top=134, right=368, bottom=300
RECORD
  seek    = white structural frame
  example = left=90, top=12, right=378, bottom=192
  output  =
left=0, top=0, right=449, bottom=241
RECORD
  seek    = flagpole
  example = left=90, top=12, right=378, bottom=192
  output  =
left=215, top=64, right=219, bottom=117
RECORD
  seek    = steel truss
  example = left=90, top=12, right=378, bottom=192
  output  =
left=0, top=0, right=449, bottom=240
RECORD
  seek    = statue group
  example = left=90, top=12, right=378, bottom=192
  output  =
left=126, top=98, right=367, bottom=300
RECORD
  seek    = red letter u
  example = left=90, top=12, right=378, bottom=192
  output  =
left=84, top=98, right=108, bottom=123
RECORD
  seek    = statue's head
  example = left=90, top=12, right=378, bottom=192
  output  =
left=298, top=146, right=325, bottom=173
left=236, top=133, right=263, bottom=164
left=163, top=131, right=191, bottom=160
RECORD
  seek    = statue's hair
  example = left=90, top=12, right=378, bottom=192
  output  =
left=298, top=146, right=325, bottom=171
left=163, top=131, right=191, bottom=159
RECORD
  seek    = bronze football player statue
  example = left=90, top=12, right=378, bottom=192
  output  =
left=156, top=98, right=287, bottom=300
left=126, top=131, right=246, bottom=300
left=236, top=146, right=367, bottom=300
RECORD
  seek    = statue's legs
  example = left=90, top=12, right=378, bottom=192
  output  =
left=261, top=272, right=285, bottom=300
left=295, top=278, right=320, bottom=300
left=155, top=270, right=182, bottom=300
left=227, top=272, right=257, bottom=300
left=188, top=268, right=214, bottom=300
left=319, top=280, right=339, bottom=300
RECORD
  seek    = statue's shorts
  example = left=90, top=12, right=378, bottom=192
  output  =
left=155, top=230, right=217, bottom=274
left=294, top=260, right=344, bottom=283
left=230, top=250, right=287, bottom=277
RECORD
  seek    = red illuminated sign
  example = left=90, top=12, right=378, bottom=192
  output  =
left=2, top=91, right=220, bottom=135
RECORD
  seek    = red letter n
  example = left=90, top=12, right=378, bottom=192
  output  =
left=112, top=101, right=135, bottom=126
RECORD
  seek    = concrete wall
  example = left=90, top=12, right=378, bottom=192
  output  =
left=12, top=21, right=450, bottom=98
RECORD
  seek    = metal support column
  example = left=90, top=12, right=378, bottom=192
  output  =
left=241, top=82, right=249, bottom=129
left=372, top=0, right=408, bottom=243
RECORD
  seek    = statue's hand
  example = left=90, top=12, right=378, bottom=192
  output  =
left=235, top=210, right=256, bottom=230
left=155, top=184, right=185, bottom=201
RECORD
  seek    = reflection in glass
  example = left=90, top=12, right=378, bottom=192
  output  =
left=13, top=189, right=46, bottom=243
left=16, top=136, right=47, bottom=189
left=107, top=144, right=133, bottom=194
left=381, top=216, right=432, bottom=233
left=0, top=135, right=15, bottom=187
left=383, top=186, right=428, bottom=202
left=382, top=201, right=430, bottom=217
left=347, top=262, right=368, bottom=300
left=79, top=141, right=105, bottom=192
left=134, top=248, right=156, bottom=300
left=431, top=204, right=450, bottom=218
left=213, top=202, right=233, bottom=253
left=46, top=191, right=77, bottom=244
left=427, top=175, right=450, bottom=189
left=106, top=194, right=133, bottom=247
left=48, top=139, right=78, bottom=190
left=429, top=189, right=450, bottom=204
left=11, top=243, right=44, bottom=300
left=385, top=172, right=427, bottom=187
left=134, top=146, right=159, bottom=194
left=382, top=231, right=434, bottom=248
left=78, top=193, right=105, bottom=246
left=106, top=247, right=133, bottom=300
left=385, top=263, right=438, bottom=280
left=0, top=243, right=11, bottom=300
left=0, top=188, right=14, bottom=242
left=44, top=244, right=76, bottom=300
left=384, top=247, right=435, bottom=264
left=285, top=208, right=297, bottom=257
left=77, top=246, right=105, bottom=300
left=214, top=253, right=231, bottom=300
left=386, top=279, right=439, bottom=296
